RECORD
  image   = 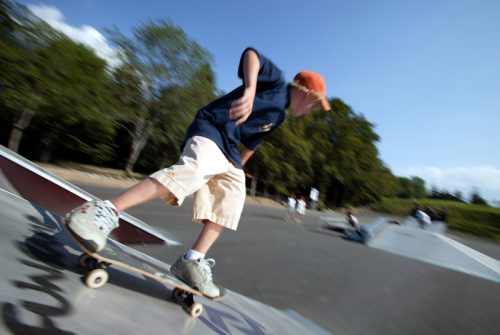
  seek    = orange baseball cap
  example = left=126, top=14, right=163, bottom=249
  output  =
left=293, top=71, right=331, bottom=111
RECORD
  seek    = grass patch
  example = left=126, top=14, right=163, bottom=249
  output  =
left=370, top=198, right=500, bottom=241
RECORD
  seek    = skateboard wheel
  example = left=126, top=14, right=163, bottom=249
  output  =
left=85, top=268, right=109, bottom=289
left=172, top=288, right=184, bottom=302
left=189, top=302, right=203, bottom=318
left=78, top=253, right=93, bottom=268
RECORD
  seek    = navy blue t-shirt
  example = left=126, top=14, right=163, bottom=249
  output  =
left=183, top=48, right=289, bottom=168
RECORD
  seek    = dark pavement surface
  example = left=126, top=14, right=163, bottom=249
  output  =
left=78, top=183, right=500, bottom=335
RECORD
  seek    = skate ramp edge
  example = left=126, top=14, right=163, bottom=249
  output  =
left=0, top=145, right=180, bottom=245
left=0, top=189, right=327, bottom=335
left=360, top=216, right=388, bottom=242
left=367, top=221, right=500, bottom=283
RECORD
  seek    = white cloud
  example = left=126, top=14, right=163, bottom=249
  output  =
left=398, top=165, right=500, bottom=204
left=28, top=4, right=121, bottom=67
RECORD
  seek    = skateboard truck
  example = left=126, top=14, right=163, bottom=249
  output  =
left=77, top=252, right=205, bottom=317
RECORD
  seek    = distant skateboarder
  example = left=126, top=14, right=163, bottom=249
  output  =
left=65, top=47, right=331, bottom=298
left=414, top=208, right=431, bottom=229
left=294, top=195, right=307, bottom=223
left=346, top=210, right=360, bottom=231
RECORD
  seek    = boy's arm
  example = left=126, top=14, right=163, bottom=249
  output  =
left=229, top=49, right=260, bottom=125
left=241, top=148, right=255, bottom=166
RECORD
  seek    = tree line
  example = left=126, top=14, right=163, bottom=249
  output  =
left=0, top=1, right=488, bottom=208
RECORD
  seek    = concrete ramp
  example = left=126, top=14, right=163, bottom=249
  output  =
left=0, top=188, right=325, bottom=334
left=402, top=216, right=448, bottom=234
left=366, top=219, right=500, bottom=283
left=0, top=145, right=181, bottom=246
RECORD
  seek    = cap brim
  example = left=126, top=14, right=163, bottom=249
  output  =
left=320, top=97, right=331, bottom=112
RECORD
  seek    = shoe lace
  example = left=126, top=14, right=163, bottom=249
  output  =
left=94, top=202, right=119, bottom=233
left=198, top=258, right=216, bottom=282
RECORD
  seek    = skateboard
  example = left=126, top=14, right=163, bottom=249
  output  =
left=63, top=221, right=225, bottom=318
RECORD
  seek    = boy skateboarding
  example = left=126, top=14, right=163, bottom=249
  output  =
left=66, top=47, right=331, bottom=298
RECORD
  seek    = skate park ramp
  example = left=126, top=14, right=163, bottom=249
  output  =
left=0, top=145, right=179, bottom=246
left=0, top=188, right=327, bottom=335
left=0, top=147, right=330, bottom=334
left=349, top=217, right=500, bottom=283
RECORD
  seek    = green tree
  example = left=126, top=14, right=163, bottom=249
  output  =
left=317, top=98, right=397, bottom=206
left=247, top=116, right=314, bottom=195
left=135, top=63, right=217, bottom=171
left=397, top=176, right=427, bottom=198
left=429, top=187, right=465, bottom=202
left=106, top=20, right=214, bottom=173
left=0, top=0, right=59, bottom=152
left=245, top=97, right=398, bottom=207
left=469, top=188, right=488, bottom=206
left=0, top=0, right=16, bottom=34
left=33, top=36, right=113, bottom=162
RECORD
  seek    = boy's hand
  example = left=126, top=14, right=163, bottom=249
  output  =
left=229, top=87, right=255, bottom=125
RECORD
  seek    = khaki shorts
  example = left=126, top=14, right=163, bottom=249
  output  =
left=149, top=136, right=246, bottom=230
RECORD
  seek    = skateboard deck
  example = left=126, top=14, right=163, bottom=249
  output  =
left=63, top=221, right=225, bottom=318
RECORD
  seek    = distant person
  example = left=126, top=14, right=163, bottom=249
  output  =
left=411, top=204, right=419, bottom=217
left=346, top=210, right=360, bottom=231
left=295, top=195, right=307, bottom=223
left=415, top=208, right=431, bottom=229
left=64, top=47, right=331, bottom=298
left=283, top=194, right=297, bottom=223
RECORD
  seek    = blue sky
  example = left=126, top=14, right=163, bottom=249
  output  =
left=18, top=0, right=500, bottom=203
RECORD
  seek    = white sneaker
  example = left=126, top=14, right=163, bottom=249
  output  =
left=65, top=200, right=119, bottom=252
left=170, top=255, right=222, bottom=298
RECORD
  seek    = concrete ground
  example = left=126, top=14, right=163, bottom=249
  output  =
left=0, top=189, right=324, bottom=335
left=76, top=182, right=500, bottom=335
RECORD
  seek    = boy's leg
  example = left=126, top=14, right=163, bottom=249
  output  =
left=111, top=177, right=171, bottom=212
left=65, top=178, right=174, bottom=253
left=283, top=207, right=291, bottom=223
left=171, top=162, right=245, bottom=298
left=65, top=136, right=218, bottom=253
left=170, top=220, right=226, bottom=298
left=191, top=220, right=225, bottom=254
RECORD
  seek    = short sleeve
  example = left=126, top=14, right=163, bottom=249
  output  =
left=238, top=47, right=285, bottom=89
